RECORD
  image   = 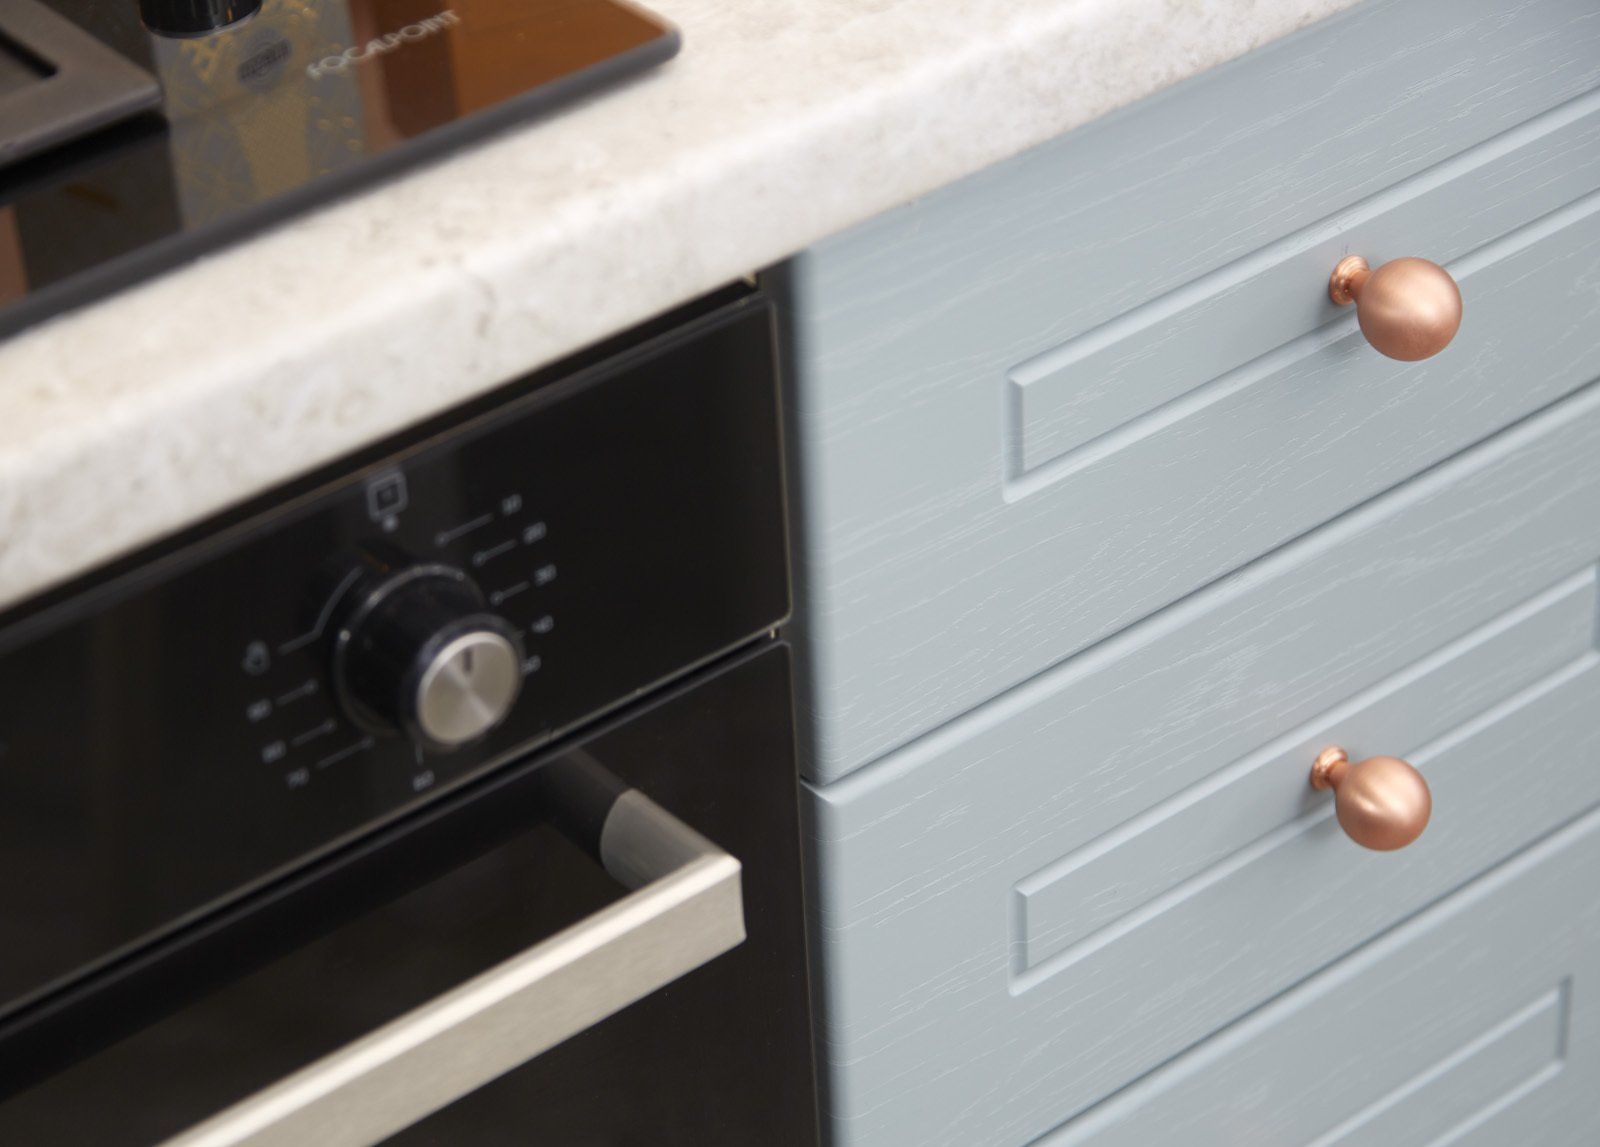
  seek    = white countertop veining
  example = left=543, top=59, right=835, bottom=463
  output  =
left=0, top=0, right=1359, bottom=610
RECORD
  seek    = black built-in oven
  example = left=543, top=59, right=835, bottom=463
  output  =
left=0, top=288, right=817, bottom=1144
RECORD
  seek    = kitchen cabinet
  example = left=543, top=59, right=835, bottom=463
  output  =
left=778, top=0, right=1600, bottom=1142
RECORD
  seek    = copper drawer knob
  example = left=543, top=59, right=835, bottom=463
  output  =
left=1310, top=746, right=1431, bottom=851
left=1328, top=255, right=1462, bottom=361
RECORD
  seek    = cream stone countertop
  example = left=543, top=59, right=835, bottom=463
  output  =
left=0, top=0, right=1359, bottom=610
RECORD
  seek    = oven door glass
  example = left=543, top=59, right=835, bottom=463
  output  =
left=0, top=644, right=816, bottom=1146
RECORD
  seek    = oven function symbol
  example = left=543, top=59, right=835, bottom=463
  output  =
left=261, top=740, right=287, bottom=765
left=521, top=522, right=547, bottom=545
left=286, top=767, right=311, bottom=790
left=521, top=654, right=542, bottom=677
left=242, top=641, right=271, bottom=676
left=245, top=698, right=273, bottom=723
left=533, top=563, right=557, bottom=587
left=531, top=614, right=554, bottom=635
left=500, top=494, right=523, bottom=517
left=365, top=470, right=408, bottom=526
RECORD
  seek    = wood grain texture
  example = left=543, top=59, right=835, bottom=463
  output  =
left=779, top=0, right=1600, bottom=781
left=804, top=381, right=1600, bottom=1147
left=1038, top=806, right=1600, bottom=1147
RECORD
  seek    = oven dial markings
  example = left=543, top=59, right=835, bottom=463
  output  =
left=290, top=718, right=339, bottom=748
left=246, top=678, right=317, bottom=726
left=471, top=539, right=517, bottom=567
left=315, top=734, right=376, bottom=771
left=468, top=511, right=547, bottom=569
left=278, top=567, right=362, bottom=656
left=486, top=559, right=553, bottom=605
left=243, top=668, right=336, bottom=754
left=282, top=731, right=372, bottom=791
left=489, top=581, right=529, bottom=607
left=435, top=492, right=536, bottom=553
left=276, top=678, right=320, bottom=706
left=434, top=513, right=494, bottom=549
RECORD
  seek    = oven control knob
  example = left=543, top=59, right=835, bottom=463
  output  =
left=331, top=562, right=524, bottom=751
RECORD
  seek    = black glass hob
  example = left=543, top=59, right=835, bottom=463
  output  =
left=0, top=0, right=678, bottom=339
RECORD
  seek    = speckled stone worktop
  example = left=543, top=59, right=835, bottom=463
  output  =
left=0, top=0, right=1359, bottom=610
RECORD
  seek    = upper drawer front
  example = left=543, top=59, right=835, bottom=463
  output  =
left=1043, top=806, right=1600, bottom=1147
left=782, top=0, right=1600, bottom=780
left=804, top=380, right=1600, bottom=1147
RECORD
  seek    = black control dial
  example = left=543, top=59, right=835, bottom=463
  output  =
left=329, top=554, right=524, bottom=752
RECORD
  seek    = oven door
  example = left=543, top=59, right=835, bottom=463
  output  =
left=0, top=644, right=816, bottom=1146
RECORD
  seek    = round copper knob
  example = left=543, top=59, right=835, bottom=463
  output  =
left=1310, top=746, right=1431, bottom=851
left=1329, top=255, right=1462, bottom=361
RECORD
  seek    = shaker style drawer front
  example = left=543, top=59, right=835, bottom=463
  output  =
left=804, top=382, right=1600, bottom=1147
left=1043, top=806, right=1600, bottom=1147
left=781, top=0, right=1600, bottom=780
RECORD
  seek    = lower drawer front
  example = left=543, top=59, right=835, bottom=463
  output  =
left=805, top=382, right=1600, bottom=1146
left=1044, top=806, right=1600, bottom=1147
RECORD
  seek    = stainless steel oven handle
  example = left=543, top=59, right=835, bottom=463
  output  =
left=162, top=789, right=745, bottom=1147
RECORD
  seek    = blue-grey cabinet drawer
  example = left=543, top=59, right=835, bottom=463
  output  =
left=1041, top=806, right=1600, bottom=1147
left=804, top=381, right=1600, bottom=1147
left=781, top=0, right=1600, bottom=781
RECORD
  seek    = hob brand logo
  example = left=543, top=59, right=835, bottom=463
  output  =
left=307, top=10, right=460, bottom=80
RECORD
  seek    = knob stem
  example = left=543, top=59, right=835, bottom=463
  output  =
left=1327, top=255, right=1371, bottom=307
left=1309, top=745, right=1351, bottom=790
